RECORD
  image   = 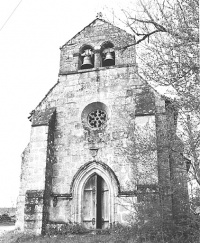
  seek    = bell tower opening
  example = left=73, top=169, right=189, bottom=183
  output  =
left=101, top=41, right=115, bottom=67
left=82, top=173, right=109, bottom=229
left=79, top=45, right=94, bottom=70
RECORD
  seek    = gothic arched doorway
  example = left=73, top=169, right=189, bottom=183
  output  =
left=82, top=174, right=109, bottom=229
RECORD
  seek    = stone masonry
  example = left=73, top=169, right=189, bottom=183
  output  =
left=16, top=17, right=188, bottom=234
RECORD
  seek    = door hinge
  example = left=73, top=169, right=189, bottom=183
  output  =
left=92, top=218, right=95, bottom=225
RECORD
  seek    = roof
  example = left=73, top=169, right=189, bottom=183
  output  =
left=61, top=16, right=135, bottom=49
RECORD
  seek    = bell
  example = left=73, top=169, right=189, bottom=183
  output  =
left=81, top=56, right=93, bottom=69
left=103, top=52, right=114, bottom=66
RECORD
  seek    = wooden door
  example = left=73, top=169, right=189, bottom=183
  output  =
left=101, top=178, right=109, bottom=229
left=82, top=175, right=97, bottom=229
left=82, top=174, right=109, bottom=229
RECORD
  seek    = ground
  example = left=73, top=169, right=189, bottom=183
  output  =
left=1, top=225, right=199, bottom=243
left=0, top=228, right=135, bottom=243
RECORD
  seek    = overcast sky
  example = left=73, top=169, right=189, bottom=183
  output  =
left=0, top=0, right=135, bottom=207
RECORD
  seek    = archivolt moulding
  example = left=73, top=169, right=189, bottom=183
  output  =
left=70, top=160, right=120, bottom=224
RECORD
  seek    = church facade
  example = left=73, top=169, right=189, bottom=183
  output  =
left=16, top=17, right=188, bottom=235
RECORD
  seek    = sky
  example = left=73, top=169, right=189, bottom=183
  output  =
left=0, top=0, right=135, bottom=207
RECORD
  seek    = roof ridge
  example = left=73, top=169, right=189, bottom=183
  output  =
left=60, top=17, right=134, bottom=49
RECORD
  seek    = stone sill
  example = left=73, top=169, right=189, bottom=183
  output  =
left=59, top=64, right=137, bottom=76
left=51, top=193, right=72, bottom=199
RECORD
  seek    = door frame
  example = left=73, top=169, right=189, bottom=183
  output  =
left=71, top=161, right=119, bottom=228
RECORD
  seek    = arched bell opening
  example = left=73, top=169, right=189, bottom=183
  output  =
left=79, top=44, right=94, bottom=70
left=82, top=173, right=109, bottom=229
left=100, top=41, right=115, bottom=67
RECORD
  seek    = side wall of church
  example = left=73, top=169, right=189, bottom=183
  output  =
left=16, top=110, right=56, bottom=234
left=16, top=144, right=30, bottom=231
left=16, top=126, right=49, bottom=233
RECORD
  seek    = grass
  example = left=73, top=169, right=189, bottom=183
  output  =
left=0, top=230, right=135, bottom=243
left=1, top=228, right=199, bottom=243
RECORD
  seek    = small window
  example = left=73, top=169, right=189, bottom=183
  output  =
left=101, top=42, right=115, bottom=67
left=80, top=45, right=94, bottom=70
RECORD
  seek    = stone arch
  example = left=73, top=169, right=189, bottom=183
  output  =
left=70, top=161, right=120, bottom=226
left=100, top=41, right=115, bottom=67
left=79, top=44, right=94, bottom=70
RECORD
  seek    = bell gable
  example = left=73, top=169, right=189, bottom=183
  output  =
left=59, top=17, right=136, bottom=74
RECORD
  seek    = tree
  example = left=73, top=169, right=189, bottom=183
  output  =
left=111, top=0, right=199, bottom=186
left=102, top=1, right=199, bottom=240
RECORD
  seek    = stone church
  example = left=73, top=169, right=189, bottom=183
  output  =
left=16, top=15, right=188, bottom=234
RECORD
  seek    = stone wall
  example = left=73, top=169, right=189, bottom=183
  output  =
left=16, top=144, right=30, bottom=231
left=31, top=63, right=161, bottom=225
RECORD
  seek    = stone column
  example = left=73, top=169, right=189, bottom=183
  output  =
left=16, top=108, right=56, bottom=235
left=155, top=107, right=173, bottom=220
left=23, top=125, right=48, bottom=234
left=94, top=46, right=101, bottom=68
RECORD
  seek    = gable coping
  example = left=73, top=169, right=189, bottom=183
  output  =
left=60, top=17, right=135, bottom=49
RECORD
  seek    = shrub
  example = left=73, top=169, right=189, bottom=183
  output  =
left=45, top=222, right=89, bottom=236
left=109, top=214, right=200, bottom=243
left=0, top=213, right=11, bottom=222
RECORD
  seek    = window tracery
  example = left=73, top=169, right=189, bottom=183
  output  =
left=87, top=109, right=107, bottom=128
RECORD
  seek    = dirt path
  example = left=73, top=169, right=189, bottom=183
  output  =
left=0, top=225, right=15, bottom=236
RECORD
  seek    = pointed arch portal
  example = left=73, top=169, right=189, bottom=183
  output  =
left=71, top=161, right=119, bottom=229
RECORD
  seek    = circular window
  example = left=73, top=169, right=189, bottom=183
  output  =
left=87, top=109, right=107, bottom=129
left=81, top=102, right=108, bottom=131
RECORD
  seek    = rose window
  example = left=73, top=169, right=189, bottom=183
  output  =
left=87, top=109, right=107, bottom=128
